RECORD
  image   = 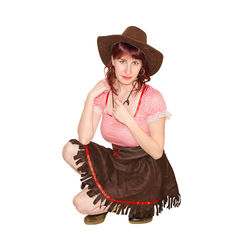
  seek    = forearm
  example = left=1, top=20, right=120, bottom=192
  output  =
left=126, top=117, right=162, bottom=160
left=77, top=93, right=95, bottom=144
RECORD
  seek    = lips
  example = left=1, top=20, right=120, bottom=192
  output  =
left=122, top=76, right=132, bottom=79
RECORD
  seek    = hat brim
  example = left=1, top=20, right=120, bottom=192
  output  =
left=97, top=35, right=163, bottom=76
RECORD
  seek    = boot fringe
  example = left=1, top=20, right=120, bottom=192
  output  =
left=69, top=139, right=181, bottom=218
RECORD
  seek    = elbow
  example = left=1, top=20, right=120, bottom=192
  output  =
left=78, top=136, right=92, bottom=145
left=77, top=131, right=93, bottom=145
left=153, top=149, right=164, bottom=160
left=77, top=126, right=94, bottom=140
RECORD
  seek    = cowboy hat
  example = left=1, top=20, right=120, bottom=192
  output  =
left=97, top=26, right=163, bottom=76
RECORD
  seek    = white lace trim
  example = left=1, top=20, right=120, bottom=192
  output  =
left=147, top=110, right=172, bottom=123
left=93, top=105, right=102, bottom=115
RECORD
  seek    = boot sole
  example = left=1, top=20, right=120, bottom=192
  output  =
left=84, top=213, right=108, bottom=225
left=129, top=217, right=153, bottom=224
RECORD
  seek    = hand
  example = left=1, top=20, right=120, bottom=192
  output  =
left=89, top=79, right=111, bottom=98
left=112, top=98, right=133, bottom=126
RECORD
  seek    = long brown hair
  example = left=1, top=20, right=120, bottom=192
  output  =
left=104, top=42, right=151, bottom=96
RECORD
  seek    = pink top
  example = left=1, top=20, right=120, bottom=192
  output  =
left=93, top=83, right=171, bottom=147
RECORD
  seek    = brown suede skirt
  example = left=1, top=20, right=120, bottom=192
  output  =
left=69, top=139, right=181, bottom=218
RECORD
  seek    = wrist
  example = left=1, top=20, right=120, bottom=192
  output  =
left=126, top=115, right=135, bottom=128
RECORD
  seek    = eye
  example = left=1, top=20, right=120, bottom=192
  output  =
left=119, top=60, right=125, bottom=64
left=133, top=61, right=139, bottom=65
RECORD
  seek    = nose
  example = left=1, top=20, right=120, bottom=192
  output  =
left=125, top=63, right=132, bottom=75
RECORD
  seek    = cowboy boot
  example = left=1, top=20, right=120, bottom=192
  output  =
left=128, top=216, right=153, bottom=224
left=84, top=212, right=108, bottom=225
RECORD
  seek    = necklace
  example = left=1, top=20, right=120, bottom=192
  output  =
left=111, top=81, right=137, bottom=108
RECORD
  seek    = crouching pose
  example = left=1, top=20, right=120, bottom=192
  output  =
left=62, top=26, right=181, bottom=225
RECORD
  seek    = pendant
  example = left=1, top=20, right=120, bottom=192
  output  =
left=123, top=99, right=129, bottom=105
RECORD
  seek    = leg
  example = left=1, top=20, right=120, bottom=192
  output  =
left=63, top=140, right=117, bottom=214
left=72, top=187, right=115, bottom=215
left=62, top=140, right=84, bottom=174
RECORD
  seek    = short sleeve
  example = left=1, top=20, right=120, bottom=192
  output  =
left=93, top=92, right=107, bottom=115
left=146, top=88, right=172, bottom=123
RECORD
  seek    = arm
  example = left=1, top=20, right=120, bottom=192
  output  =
left=126, top=116, right=166, bottom=160
left=77, top=79, right=109, bottom=145
left=77, top=93, right=95, bottom=145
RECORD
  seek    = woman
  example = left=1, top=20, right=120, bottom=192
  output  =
left=62, top=26, right=181, bottom=225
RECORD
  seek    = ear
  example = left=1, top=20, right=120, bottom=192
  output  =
left=111, top=56, right=114, bottom=66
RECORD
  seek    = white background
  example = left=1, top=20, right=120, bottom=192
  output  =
left=1, top=0, right=249, bottom=249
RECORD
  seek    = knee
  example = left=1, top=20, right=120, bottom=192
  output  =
left=72, top=195, right=90, bottom=215
left=62, top=141, right=77, bottom=163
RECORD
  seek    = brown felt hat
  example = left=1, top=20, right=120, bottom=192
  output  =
left=97, top=26, right=163, bottom=76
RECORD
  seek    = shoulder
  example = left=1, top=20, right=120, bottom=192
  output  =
left=94, top=91, right=108, bottom=104
left=143, top=84, right=166, bottom=104
left=93, top=91, right=109, bottom=114
left=140, top=83, right=171, bottom=121
left=95, top=90, right=108, bottom=100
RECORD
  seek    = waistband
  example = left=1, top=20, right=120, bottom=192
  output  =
left=111, top=144, right=149, bottom=160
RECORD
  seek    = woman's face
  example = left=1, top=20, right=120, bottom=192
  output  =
left=111, top=53, right=142, bottom=86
